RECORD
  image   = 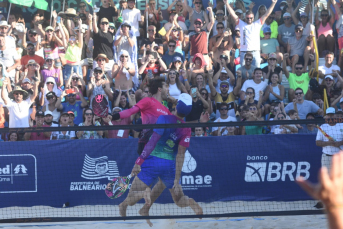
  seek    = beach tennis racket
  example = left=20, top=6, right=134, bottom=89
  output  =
left=92, top=94, right=109, bottom=118
left=105, top=174, right=132, bottom=199
left=317, top=125, right=336, bottom=141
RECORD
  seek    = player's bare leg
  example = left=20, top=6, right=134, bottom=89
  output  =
left=169, top=184, right=203, bottom=216
left=119, top=176, right=148, bottom=217
left=139, top=178, right=166, bottom=215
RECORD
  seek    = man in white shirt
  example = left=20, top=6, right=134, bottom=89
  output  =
left=122, top=0, right=144, bottom=37
left=0, top=21, right=16, bottom=51
left=318, top=52, right=341, bottom=84
left=224, top=0, right=277, bottom=67
left=212, top=102, right=236, bottom=136
left=316, top=107, right=343, bottom=172
left=0, top=34, right=20, bottom=82
left=240, top=68, right=268, bottom=101
left=1, top=80, right=39, bottom=128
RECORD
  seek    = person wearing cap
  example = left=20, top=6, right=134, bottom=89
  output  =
left=50, top=112, right=76, bottom=140
left=118, top=93, right=203, bottom=219
left=162, top=40, right=184, bottom=67
left=0, top=21, right=16, bottom=51
left=234, top=9, right=244, bottom=20
left=285, top=24, right=313, bottom=71
left=260, top=27, right=282, bottom=64
left=212, top=63, right=235, bottom=94
left=108, top=22, right=116, bottom=36
left=212, top=10, right=227, bottom=37
left=24, top=29, right=44, bottom=58
left=164, top=16, right=184, bottom=55
left=140, top=25, right=163, bottom=55
left=284, top=87, right=323, bottom=119
left=261, top=53, right=282, bottom=83
left=24, top=111, right=51, bottom=141
left=20, top=78, right=34, bottom=95
left=122, top=0, right=143, bottom=37
left=188, top=10, right=215, bottom=67
left=260, top=12, right=278, bottom=39
left=298, top=112, right=318, bottom=134
left=1, top=78, right=39, bottom=128
left=225, top=0, right=276, bottom=68
left=277, top=12, right=295, bottom=53
left=208, top=68, right=242, bottom=118
left=316, top=107, right=343, bottom=173
left=113, top=21, right=136, bottom=60
left=318, top=52, right=341, bottom=85
left=184, top=0, right=209, bottom=31
left=21, top=43, right=44, bottom=71
left=103, top=107, right=133, bottom=139
left=67, top=111, right=78, bottom=127
left=96, top=0, right=119, bottom=26
left=0, top=34, right=20, bottom=82
left=91, top=12, right=115, bottom=73
left=44, top=110, right=57, bottom=127
left=65, top=72, right=86, bottom=99
left=59, top=18, right=83, bottom=81
left=292, top=3, right=311, bottom=36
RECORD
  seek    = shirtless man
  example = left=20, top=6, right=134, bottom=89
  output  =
left=209, top=25, right=233, bottom=65
left=112, top=50, right=135, bottom=101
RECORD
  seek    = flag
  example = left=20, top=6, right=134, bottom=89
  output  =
left=8, top=0, right=33, bottom=7
left=84, top=0, right=93, bottom=7
left=33, top=0, right=49, bottom=11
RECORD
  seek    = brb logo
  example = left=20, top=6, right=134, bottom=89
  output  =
left=181, top=151, right=212, bottom=190
left=244, top=155, right=310, bottom=182
left=0, top=154, right=37, bottom=193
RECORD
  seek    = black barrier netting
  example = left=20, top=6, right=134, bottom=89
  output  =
left=1, top=119, right=337, bottom=223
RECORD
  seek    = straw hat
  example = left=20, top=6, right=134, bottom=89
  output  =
left=9, top=86, right=29, bottom=100
left=64, top=8, right=77, bottom=18
left=94, top=54, right=109, bottom=63
left=25, top=59, right=38, bottom=68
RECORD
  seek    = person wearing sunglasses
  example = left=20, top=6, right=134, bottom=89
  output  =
left=282, top=52, right=315, bottom=101
left=162, top=40, right=184, bottom=67
left=77, top=108, right=104, bottom=139
left=167, top=0, right=188, bottom=19
left=318, top=52, right=340, bottom=85
left=237, top=52, right=256, bottom=82
left=315, top=7, right=335, bottom=57
left=261, top=53, right=282, bottom=84
left=241, top=68, right=267, bottom=102
left=260, top=26, right=282, bottom=65
left=212, top=10, right=227, bottom=37
left=40, top=56, right=63, bottom=87
left=284, top=88, right=324, bottom=119
left=140, top=25, right=164, bottom=55
left=260, top=12, right=278, bottom=39
left=0, top=34, right=20, bottom=81
left=209, top=22, right=232, bottom=62
left=39, top=77, right=62, bottom=107
left=291, top=3, right=311, bottom=36
left=25, top=29, right=44, bottom=58
left=211, top=102, right=236, bottom=136
left=165, top=17, right=184, bottom=55
left=277, top=12, right=295, bottom=53
left=36, top=26, right=63, bottom=64
left=91, top=13, right=115, bottom=74
left=185, top=0, right=209, bottom=31
left=41, top=91, right=60, bottom=123
left=96, top=0, right=119, bottom=27
left=21, top=43, right=44, bottom=72
left=208, top=69, right=242, bottom=119
left=225, top=0, right=277, bottom=68
left=65, top=73, right=86, bottom=100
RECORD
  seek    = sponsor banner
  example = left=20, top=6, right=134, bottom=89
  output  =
left=0, top=135, right=322, bottom=208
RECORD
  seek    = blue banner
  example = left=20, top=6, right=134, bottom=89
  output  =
left=0, top=134, right=322, bottom=208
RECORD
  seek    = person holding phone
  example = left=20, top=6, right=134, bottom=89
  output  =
left=65, top=73, right=86, bottom=100
left=138, top=51, right=167, bottom=80
left=185, top=86, right=209, bottom=122
left=39, top=77, right=61, bottom=107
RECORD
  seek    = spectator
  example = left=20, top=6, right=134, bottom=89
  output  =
left=273, top=112, right=298, bottom=134
left=0, top=34, right=20, bottom=83
left=167, top=0, right=188, bottom=19
left=164, top=18, right=184, bottom=55
left=87, top=67, right=113, bottom=109
left=320, top=74, right=343, bottom=107
left=144, top=0, right=163, bottom=32
left=212, top=65, right=235, bottom=94
left=103, top=107, right=133, bottom=139
left=316, top=107, right=343, bottom=173
left=298, top=112, right=318, bottom=134
left=164, top=10, right=188, bottom=33
left=242, top=104, right=264, bottom=135
left=91, top=13, right=114, bottom=73
left=185, top=86, right=209, bottom=122
left=208, top=69, right=242, bottom=118
left=213, top=54, right=235, bottom=78
left=240, top=68, right=268, bottom=101
left=212, top=102, right=236, bottom=136
left=284, top=87, right=324, bottom=119
left=260, top=12, right=278, bottom=39
left=1, top=80, right=39, bottom=128
left=315, top=6, right=335, bottom=56
left=94, top=53, right=112, bottom=80
left=188, top=53, right=206, bottom=85
left=42, top=91, right=60, bottom=123
left=97, top=0, right=118, bottom=25
left=318, top=52, right=341, bottom=85
left=262, top=53, right=283, bottom=84
left=199, top=88, right=212, bottom=114
left=162, top=40, right=184, bottom=67
left=185, top=0, right=210, bottom=32
left=212, top=10, right=228, bottom=37
left=21, top=43, right=44, bottom=71
left=55, top=89, right=88, bottom=125
left=260, top=27, right=282, bottom=64
left=78, top=2, right=90, bottom=24
left=263, top=72, right=285, bottom=113
left=51, top=112, right=76, bottom=140
left=286, top=24, right=313, bottom=71
left=77, top=108, right=103, bottom=139
left=0, top=104, right=4, bottom=129
left=292, top=3, right=312, bottom=36
left=65, top=73, right=86, bottom=98
left=68, top=111, right=77, bottom=127
left=193, top=73, right=207, bottom=91
left=140, top=25, right=163, bottom=55
left=194, top=127, right=205, bottom=137
left=0, top=61, right=11, bottom=105
left=278, top=12, right=295, bottom=53
left=24, top=29, right=44, bottom=58
left=36, top=26, right=63, bottom=64
left=209, top=25, right=233, bottom=64
left=40, top=56, right=63, bottom=86
left=188, top=9, right=215, bottom=67
left=225, top=0, right=277, bottom=67
left=237, top=52, right=256, bottom=82
left=39, top=77, right=61, bottom=106
left=122, top=0, right=143, bottom=37
left=114, top=88, right=135, bottom=110
left=24, top=111, right=51, bottom=141
left=166, top=69, right=188, bottom=100
left=7, top=132, right=18, bottom=142
left=138, top=51, right=167, bottom=79
left=234, top=9, right=244, bottom=21
left=43, top=110, right=57, bottom=126
left=0, top=21, right=16, bottom=51
left=60, top=19, right=83, bottom=81
left=255, top=4, right=267, bottom=20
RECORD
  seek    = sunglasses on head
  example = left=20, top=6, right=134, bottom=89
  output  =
left=101, top=22, right=109, bottom=25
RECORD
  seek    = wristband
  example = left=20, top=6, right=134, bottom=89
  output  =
left=135, top=157, right=145, bottom=166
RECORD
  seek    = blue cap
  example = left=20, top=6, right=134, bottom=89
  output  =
left=173, top=56, right=183, bottom=63
left=263, top=27, right=271, bottom=33
left=176, top=93, right=192, bottom=116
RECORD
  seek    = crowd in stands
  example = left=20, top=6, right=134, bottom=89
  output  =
left=1, top=0, right=343, bottom=141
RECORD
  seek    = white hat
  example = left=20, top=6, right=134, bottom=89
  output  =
left=45, top=110, right=53, bottom=116
left=326, top=107, right=335, bottom=114
left=221, top=67, right=227, bottom=74
left=283, top=12, right=291, bottom=18
left=325, top=75, right=334, bottom=80
left=0, top=21, right=10, bottom=27
left=235, top=9, right=243, bottom=14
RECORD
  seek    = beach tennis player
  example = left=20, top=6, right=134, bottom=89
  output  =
left=119, top=93, right=203, bottom=224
